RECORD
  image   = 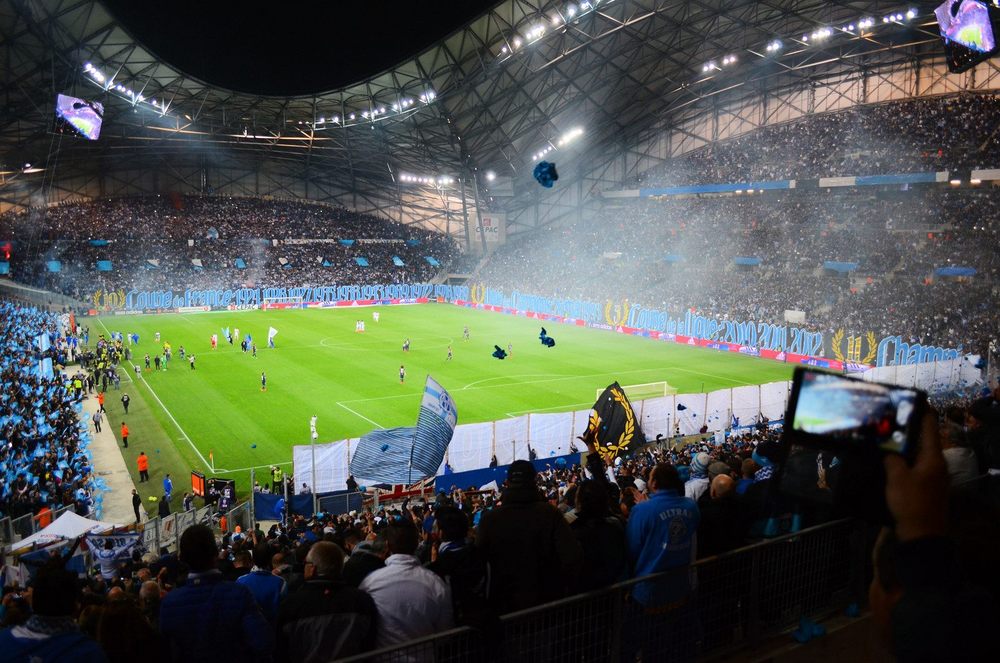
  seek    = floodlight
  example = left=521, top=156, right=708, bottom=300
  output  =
left=486, top=171, right=496, bottom=181
left=567, top=5, right=577, bottom=18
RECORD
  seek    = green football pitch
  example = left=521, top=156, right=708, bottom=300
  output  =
left=94, top=304, right=794, bottom=500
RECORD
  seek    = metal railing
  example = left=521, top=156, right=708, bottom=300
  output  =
left=337, top=518, right=871, bottom=663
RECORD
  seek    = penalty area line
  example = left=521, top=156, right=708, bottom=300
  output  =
left=212, top=461, right=294, bottom=474
left=337, top=402, right=386, bottom=429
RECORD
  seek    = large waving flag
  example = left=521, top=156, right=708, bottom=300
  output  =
left=267, top=327, right=278, bottom=347
left=350, top=376, right=457, bottom=484
left=586, top=382, right=646, bottom=463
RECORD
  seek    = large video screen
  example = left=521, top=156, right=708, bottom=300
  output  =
left=54, top=94, right=104, bottom=140
left=936, top=0, right=998, bottom=73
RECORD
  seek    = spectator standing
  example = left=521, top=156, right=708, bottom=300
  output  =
left=92, top=410, right=102, bottom=433
left=275, top=541, right=376, bottom=662
left=696, top=474, right=745, bottom=558
left=342, top=534, right=386, bottom=587
left=428, top=506, right=488, bottom=626
left=476, top=460, right=584, bottom=615
left=569, top=480, right=628, bottom=591
left=622, top=463, right=700, bottom=662
left=685, top=452, right=711, bottom=501
left=159, top=525, right=273, bottom=662
left=236, top=542, right=287, bottom=622
left=0, top=564, right=109, bottom=661
left=120, top=393, right=130, bottom=414
left=359, top=520, right=454, bottom=650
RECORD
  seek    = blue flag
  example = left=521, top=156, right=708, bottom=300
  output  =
left=349, top=376, right=457, bottom=484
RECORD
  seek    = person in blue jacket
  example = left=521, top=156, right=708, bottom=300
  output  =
left=159, top=525, right=273, bottom=661
left=623, top=463, right=700, bottom=661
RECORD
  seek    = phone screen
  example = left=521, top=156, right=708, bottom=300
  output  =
left=791, top=371, right=919, bottom=454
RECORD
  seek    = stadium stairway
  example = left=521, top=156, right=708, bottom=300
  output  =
left=73, top=380, right=142, bottom=525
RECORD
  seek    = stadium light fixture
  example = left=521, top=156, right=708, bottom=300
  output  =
left=552, top=15, right=562, bottom=26
left=950, top=179, right=962, bottom=186
left=567, top=5, right=577, bottom=18
left=765, top=40, right=783, bottom=53
left=906, top=8, right=917, bottom=20
left=485, top=171, right=496, bottom=181
left=971, top=178, right=982, bottom=185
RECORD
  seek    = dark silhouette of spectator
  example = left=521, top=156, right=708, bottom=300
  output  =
left=275, top=541, right=376, bottom=662
left=159, top=525, right=273, bottom=662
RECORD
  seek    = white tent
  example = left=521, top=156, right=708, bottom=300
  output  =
left=9, top=511, right=122, bottom=554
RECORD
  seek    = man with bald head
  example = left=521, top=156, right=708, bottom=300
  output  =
left=139, top=580, right=161, bottom=625
left=697, top=473, right=746, bottom=558
left=275, top=541, right=376, bottom=662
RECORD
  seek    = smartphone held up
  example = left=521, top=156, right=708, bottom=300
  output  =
left=778, top=367, right=928, bottom=521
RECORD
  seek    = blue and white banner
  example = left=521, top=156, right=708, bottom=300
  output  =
left=414, top=375, right=458, bottom=476
left=349, top=376, right=457, bottom=484
left=86, top=533, right=143, bottom=561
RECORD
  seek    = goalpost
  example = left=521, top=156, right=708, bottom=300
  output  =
left=261, top=296, right=305, bottom=310
left=596, top=381, right=677, bottom=402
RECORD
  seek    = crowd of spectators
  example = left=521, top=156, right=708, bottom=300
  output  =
left=635, top=94, right=1000, bottom=187
left=0, top=301, right=97, bottom=530
left=0, top=196, right=460, bottom=299
left=3, top=385, right=998, bottom=660
left=480, top=186, right=1000, bottom=354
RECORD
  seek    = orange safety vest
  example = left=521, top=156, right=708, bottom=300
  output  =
left=121, top=424, right=129, bottom=438
left=98, top=393, right=105, bottom=406
left=137, top=454, right=148, bottom=471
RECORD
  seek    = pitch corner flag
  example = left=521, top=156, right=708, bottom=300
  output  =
left=586, top=382, right=646, bottom=463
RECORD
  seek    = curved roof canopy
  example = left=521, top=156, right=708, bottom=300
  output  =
left=0, top=0, right=945, bottom=233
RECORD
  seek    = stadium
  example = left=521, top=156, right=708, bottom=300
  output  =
left=1, top=0, right=998, bottom=660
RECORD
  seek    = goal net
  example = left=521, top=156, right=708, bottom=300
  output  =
left=596, top=381, right=676, bottom=402
left=261, top=296, right=305, bottom=310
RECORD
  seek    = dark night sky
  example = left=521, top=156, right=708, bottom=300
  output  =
left=103, top=0, right=498, bottom=96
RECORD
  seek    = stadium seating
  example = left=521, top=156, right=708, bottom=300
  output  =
left=0, top=196, right=460, bottom=297
left=0, top=301, right=96, bottom=527
left=478, top=96, right=1000, bottom=356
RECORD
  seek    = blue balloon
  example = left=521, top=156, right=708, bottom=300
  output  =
left=533, top=161, right=559, bottom=188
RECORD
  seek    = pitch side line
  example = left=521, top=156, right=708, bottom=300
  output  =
left=462, top=373, right=565, bottom=389
left=97, top=319, right=213, bottom=472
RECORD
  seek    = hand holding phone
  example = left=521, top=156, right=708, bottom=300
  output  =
left=884, top=411, right=949, bottom=541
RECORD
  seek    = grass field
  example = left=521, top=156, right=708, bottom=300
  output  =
left=94, top=304, right=794, bottom=500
